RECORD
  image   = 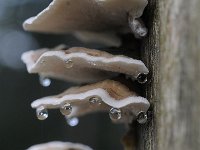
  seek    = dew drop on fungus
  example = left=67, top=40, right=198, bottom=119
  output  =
left=90, top=62, right=96, bottom=66
left=39, top=76, right=51, bottom=87
left=137, top=73, right=148, bottom=84
left=60, top=103, right=72, bottom=116
left=109, top=108, right=122, bottom=121
left=40, top=59, right=45, bottom=65
left=137, top=111, right=147, bottom=124
left=36, top=106, right=48, bottom=120
left=65, top=117, right=79, bottom=127
left=89, top=96, right=102, bottom=106
left=65, top=59, right=73, bottom=68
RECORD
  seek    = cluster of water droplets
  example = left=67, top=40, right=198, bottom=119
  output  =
left=35, top=96, right=147, bottom=124
left=89, top=96, right=123, bottom=121
left=37, top=58, right=123, bottom=122
left=36, top=102, right=77, bottom=126
left=36, top=96, right=123, bottom=123
left=35, top=104, right=80, bottom=127
left=59, top=102, right=79, bottom=127
left=38, top=59, right=74, bottom=87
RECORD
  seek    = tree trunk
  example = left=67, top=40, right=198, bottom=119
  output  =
left=136, top=0, right=200, bottom=149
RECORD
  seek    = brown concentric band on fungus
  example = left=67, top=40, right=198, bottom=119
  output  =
left=32, top=80, right=150, bottom=123
left=21, top=47, right=149, bottom=84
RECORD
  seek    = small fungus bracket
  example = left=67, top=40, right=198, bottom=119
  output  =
left=21, top=47, right=149, bottom=84
left=32, top=80, right=150, bottom=124
left=23, top=0, right=148, bottom=46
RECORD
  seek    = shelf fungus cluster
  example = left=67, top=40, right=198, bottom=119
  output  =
left=22, top=46, right=150, bottom=123
left=22, top=0, right=149, bottom=149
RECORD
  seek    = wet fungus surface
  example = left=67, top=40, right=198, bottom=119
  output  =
left=21, top=0, right=150, bottom=149
left=32, top=80, right=150, bottom=123
left=23, top=0, right=148, bottom=34
left=23, top=0, right=148, bottom=46
left=21, top=47, right=149, bottom=84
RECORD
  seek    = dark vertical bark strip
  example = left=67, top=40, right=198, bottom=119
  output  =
left=137, top=0, right=160, bottom=150
left=135, top=0, right=200, bottom=150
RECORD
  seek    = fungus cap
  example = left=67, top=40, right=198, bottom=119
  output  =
left=32, top=80, right=150, bottom=123
left=23, top=0, right=148, bottom=34
left=21, top=47, right=149, bottom=83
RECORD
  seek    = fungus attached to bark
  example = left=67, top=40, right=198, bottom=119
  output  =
left=32, top=80, right=150, bottom=123
left=23, top=0, right=148, bottom=46
left=20, top=1, right=150, bottom=149
left=27, top=141, right=93, bottom=150
left=21, top=47, right=149, bottom=84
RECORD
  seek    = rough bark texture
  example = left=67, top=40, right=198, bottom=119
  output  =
left=136, top=0, right=200, bottom=149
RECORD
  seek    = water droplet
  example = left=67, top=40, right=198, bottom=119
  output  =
left=36, top=106, right=48, bottom=120
left=39, top=76, right=51, bottom=87
left=40, top=59, right=45, bottom=65
left=65, top=59, right=73, bottom=68
left=136, top=26, right=147, bottom=37
left=109, top=108, right=122, bottom=121
left=91, top=62, right=96, bottom=66
left=137, top=73, right=148, bottom=84
left=66, top=117, right=79, bottom=127
left=137, top=111, right=147, bottom=124
left=60, top=103, right=72, bottom=116
left=89, top=96, right=102, bottom=106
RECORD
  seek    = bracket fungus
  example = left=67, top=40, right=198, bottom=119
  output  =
left=32, top=80, right=150, bottom=123
left=21, top=47, right=149, bottom=84
left=23, top=0, right=148, bottom=46
left=27, top=141, right=93, bottom=150
left=21, top=1, right=150, bottom=148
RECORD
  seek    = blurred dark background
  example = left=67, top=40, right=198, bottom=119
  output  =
left=0, top=0, right=126, bottom=149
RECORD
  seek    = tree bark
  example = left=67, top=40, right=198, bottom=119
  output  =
left=136, top=0, right=200, bottom=149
